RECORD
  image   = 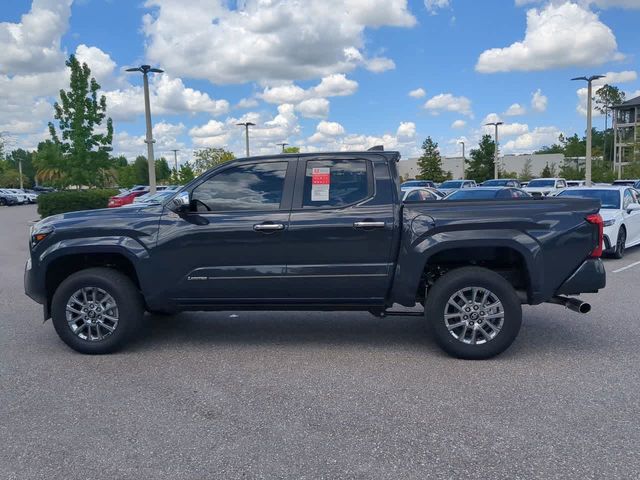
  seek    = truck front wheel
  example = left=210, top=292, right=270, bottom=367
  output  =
left=425, top=267, right=522, bottom=359
left=51, top=268, right=143, bottom=354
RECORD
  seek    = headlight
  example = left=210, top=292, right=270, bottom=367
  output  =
left=603, top=219, right=616, bottom=227
left=30, top=224, right=54, bottom=247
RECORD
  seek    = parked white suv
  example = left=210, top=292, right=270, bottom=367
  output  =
left=523, top=178, right=567, bottom=197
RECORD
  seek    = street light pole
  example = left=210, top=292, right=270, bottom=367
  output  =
left=485, top=122, right=503, bottom=179
left=277, top=142, right=288, bottom=153
left=170, top=149, right=179, bottom=173
left=236, top=122, right=255, bottom=157
left=459, top=141, right=465, bottom=179
left=571, top=75, right=605, bottom=187
left=126, top=65, right=164, bottom=194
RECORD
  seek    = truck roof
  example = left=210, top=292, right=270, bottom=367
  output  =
left=232, top=151, right=401, bottom=164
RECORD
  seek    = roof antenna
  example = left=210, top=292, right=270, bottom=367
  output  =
left=367, top=145, right=384, bottom=151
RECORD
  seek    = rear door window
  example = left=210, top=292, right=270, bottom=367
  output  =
left=302, top=159, right=370, bottom=208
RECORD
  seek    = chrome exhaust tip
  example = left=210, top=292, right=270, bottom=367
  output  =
left=549, top=296, right=591, bottom=314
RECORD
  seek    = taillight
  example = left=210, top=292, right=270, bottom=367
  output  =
left=586, top=213, right=603, bottom=258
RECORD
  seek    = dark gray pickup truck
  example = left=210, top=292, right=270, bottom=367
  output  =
left=25, top=151, right=606, bottom=358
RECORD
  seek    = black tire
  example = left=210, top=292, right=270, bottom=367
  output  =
left=51, top=267, right=143, bottom=354
left=0, top=198, right=6, bottom=206
left=612, top=226, right=626, bottom=259
left=425, top=267, right=522, bottom=360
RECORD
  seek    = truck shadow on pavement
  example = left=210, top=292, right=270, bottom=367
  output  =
left=126, top=310, right=604, bottom=359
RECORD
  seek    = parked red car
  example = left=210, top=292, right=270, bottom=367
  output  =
left=108, top=189, right=149, bottom=208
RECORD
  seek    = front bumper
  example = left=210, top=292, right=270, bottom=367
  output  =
left=24, top=257, right=46, bottom=305
left=555, top=258, right=606, bottom=295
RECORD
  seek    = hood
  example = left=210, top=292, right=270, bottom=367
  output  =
left=36, top=204, right=164, bottom=231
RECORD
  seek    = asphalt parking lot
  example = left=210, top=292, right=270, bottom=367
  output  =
left=2, top=205, right=640, bottom=479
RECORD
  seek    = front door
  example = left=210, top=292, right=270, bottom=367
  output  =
left=155, top=160, right=295, bottom=305
left=284, top=156, right=397, bottom=305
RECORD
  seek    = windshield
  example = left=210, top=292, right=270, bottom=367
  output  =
left=527, top=179, right=555, bottom=188
left=446, top=189, right=499, bottom=200
left=482, top=180, right=510, bottom=186
left=440, top=181, right=463, bottom=189
left=557, top=189, right=620, bottom=209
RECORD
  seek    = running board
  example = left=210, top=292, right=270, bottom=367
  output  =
left=370, top=308, right=424, bottom=317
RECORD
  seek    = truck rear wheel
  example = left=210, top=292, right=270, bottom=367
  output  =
left=51, top=268, right=143, bottom=354
left=425, top=267, right=522, bottom=359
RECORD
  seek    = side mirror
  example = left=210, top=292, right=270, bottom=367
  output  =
left=170, top=191, right=190, bottom=213
left=627, top=203, right=640, bottom=213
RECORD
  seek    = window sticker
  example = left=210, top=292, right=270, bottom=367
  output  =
left=311, top=167, right=330, bottom=201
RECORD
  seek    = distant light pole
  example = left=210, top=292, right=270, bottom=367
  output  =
left=236, top=122, right=255, bottom=157
left=277, top=142, right=288, bottom=153
left=458, top=141, right=465, bottom=179
left=126, top=65, right=164, bottom=193
left=572, top=75, right=605, bottom=187
left=485, top=122, right=503, bottom=179
left=170, top=149, right=180, bottom=173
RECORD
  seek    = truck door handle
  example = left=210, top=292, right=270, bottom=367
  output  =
left=253, top=222, right=285, bottom=232
left=353, top=221, right=386, bottom=229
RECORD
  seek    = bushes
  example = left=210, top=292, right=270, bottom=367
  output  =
left=38, top=189, right=118, bottom=218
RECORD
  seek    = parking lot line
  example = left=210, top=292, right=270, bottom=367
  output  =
left=613, top=260, right=640, bottom=274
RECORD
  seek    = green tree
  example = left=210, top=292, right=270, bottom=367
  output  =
left=465, top=135, right=495, bottom=182
left=594, top=84, right=625, bottom=115
left=47, top=54, right=113, bottom=187
left=540, top=162, right=557, bottom=178
left=155, top=157, right=172, bottom=183
left=178, top=162, right=195, bottom=184
left=33, top=140, right=66, bottom=187
left=111, top=155, right=128, bottom=168
left=284, top=146, right=300, bottom=153
left=416, top=137, right=448, bottom=182
left=519, top=158, right=534, bottom=181
left=0, top=168, right=27, bottom=188
left=133, top=156, right=149, bottom=184
left=6, top=149, right=36, bottom=187
left=193, top=148, right=235, bottom=175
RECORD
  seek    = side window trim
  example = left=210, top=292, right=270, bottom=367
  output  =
left=291, top=157, right=374, bottom=210
left=188, top=160, right=295, bottom=214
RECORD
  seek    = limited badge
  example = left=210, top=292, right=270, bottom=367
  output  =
left=311, top=167, right=330, bottom=201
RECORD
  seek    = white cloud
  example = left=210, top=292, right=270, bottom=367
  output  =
left=74, top=44, right=117, bottom=87
left=312, top=74, right=359, bottom=97
left=308, top=120, right=346, bottom=143
left=516, top=0, right=640, bottom=8
left=365, top=57, right=396, bottom=73
left=531, top=89, right=548, bottom=112
left=409, top=88, right=426, bottom=98
left=143, top=0, right=415, bottom=84
left=0, top=0, right=71, bottom=75
left=483, top=122, right=530, bottom=137
left=317, top=121, right=346, bottom=137
left=103, top=75, right=229, bottom=120
left=260, top=74, right=358, bottom=106
left=396, top=122, right=416, bottom=139
left=482, top=113, right=503, bottom=125
left=502, top=126, right=562, bottom=154
left=424, top=93, right=473, bottom=117
left=295, top=98, right=330, bottom=119
left=260, top=84, right=308, bottom=105
left=236, top=97, right=259, bottom=109
left=575, top=71, right=638, bottom=117
left=504, top=103, right=526, bottom=116
left=424, top=0, right=450, bottom=14
left=451, top=119, right=467, bottom=129
left=476, top=2, right=623, bottom=73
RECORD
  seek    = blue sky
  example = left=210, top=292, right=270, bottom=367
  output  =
left=1, top=0, right=639, bottom=166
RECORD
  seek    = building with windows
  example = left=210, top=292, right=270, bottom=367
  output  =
left=613, top=95, right=640, bottom=178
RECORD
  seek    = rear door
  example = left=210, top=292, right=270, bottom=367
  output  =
left=284, top=156, right=397, bottom=305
